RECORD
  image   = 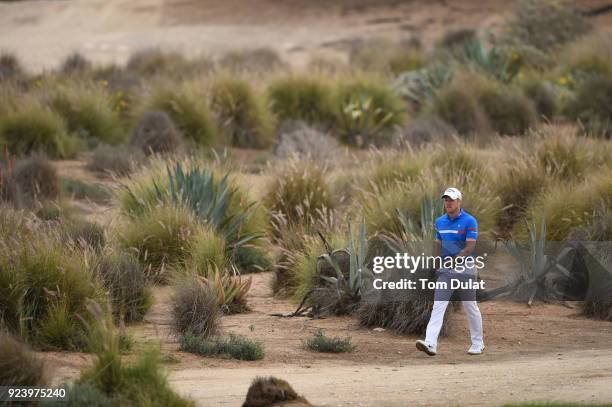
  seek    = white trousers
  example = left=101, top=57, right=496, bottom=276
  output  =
left=425, top=300, right=484, bottom=348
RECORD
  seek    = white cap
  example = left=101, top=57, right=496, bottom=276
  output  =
left=441, top=187, right=462, bottom=200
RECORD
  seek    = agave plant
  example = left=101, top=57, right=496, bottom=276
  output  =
left=382, top=195, right=443, bottom=254
left=460, top=40, right=521, bottom=84
left=199, top=263, right=252, bottom=314
left=315, top=218, right=373, bottom=313
left=504, top=215, right=575, bottom=306
left=393, top=65, right=452, bottom=109
left=337, top=96, right=397, bottom=148
left=154, top=162, right=262, bottom=252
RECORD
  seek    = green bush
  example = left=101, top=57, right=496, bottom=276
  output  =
left=333, top=79, right=406, bottom=147
left=505, top=0, right=591, bottom=51
left=535, top=131, right=597, bottom=179
left=146, top=85, right=219, bottom=146
left=264, top=158, right=335, bottom=229
left=94, top=250, right=153, bottom=323
left=172, top=274, right=220, bottom=338
left=117, top=204, right=201, bottom=283
left=268, top=76, right=335, bottom=128
left=0, top=224, right=105, bottom=350
left=477, top=85, right=537, bottom=135
left=495, top=154, right=548, bottom=233
left=130, top=110, right=184, bottom=155
left=117, top=160, right=268, bottom=273
left=48, top=84, right=126, bottom=146
left=186, top=226, right=227, bottom=277
left=180, top=332, right=264, bottom=361
left=431, top=80, right=488, bottom=135
left=565, top=75, right=612, bottom=137
left=210, top=77, right=274, bottom=148
left=0, top=101, right=78, bottom=158
left=518, top=173, right=612, bottom=240
left=303, top=329, right=354, bottom=353
left=0, top=332, right=48, bottom=387
left=12, top=153, right=60, bottom=203
left=521, top=78, right=557, bottom=120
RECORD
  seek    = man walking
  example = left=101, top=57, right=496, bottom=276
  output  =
left=415, top=187, right=485, bottom=356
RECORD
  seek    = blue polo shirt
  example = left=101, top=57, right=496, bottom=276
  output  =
left=435, top=208, right=478, bottom=257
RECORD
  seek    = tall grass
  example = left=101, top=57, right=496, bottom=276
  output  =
left=0, top=99, right=79, bottom=158
left=145, top=83, right=220, bottom=146
left=333, top=79, right=406, bottom=147
left=210, top=77, right=274, bottom=148
left=48, top=83, right=126, bottom=146
left=268, top=76, right=335, bottom=129
left=0, top=213, right=106, bottom=350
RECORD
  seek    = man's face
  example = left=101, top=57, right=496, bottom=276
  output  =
left=444, top=196, right=461, bottom=213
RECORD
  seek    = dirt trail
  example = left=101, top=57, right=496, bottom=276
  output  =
left=169, top=348, right=612, bottom=407
left=152, top=272, right=612, bottom=406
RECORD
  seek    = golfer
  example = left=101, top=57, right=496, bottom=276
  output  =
left=415, top=187, right=485, bottom=356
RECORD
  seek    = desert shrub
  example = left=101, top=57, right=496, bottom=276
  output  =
left=287, top=232, right=346, bottom=302
left=180, top=332, right=264, bottom=361
left=521, top=77, right=557, bottom=120
left=333, top=79, right=406, bottom=147
left=145, top=85, right=219, bottom=146
left=171, top=274, right=220, bottom=337
left=219, top=47, right=286, bottom=73
left=0, top=101, right=78, bottom=158
left=0, top=332, right=47, bottom=387
left=61, top=52, right=92, bottom=75
left=534, top=131, right=597, bottom=179
left=243, top=377, right=308, bottom=407
left=264, top=158, right=335, bottom=229
left=186, top=226, right=227, bottom=277
left=118, top=204, right=201, bottom=283
left=130, top=110, right=184, bottom=155
left=210, top=77, right=274, bottom=148
left=78, top=304, right=194, bottom=407
left=430, top=80, right=488, bottom=135
left=518, top=173, right=612, bottom=241
left=495, top=153, right=548, bottom=233
left=117, top=160, right=268, bottom=273
left=197, top=264, right=252, bottom=314
left=94, top=250, right=152, bottom=323
left=234, top=245, right=273, bottom=274
left=273, top=120, right=340, bottom=160
left=11, top=153, right=60, bottom=202
left=60, top=177, right=112, bottom=203
left=0, top=229, right=105, bottom=350
left=557, top=33, right=612, bottom=83
left=564, top=75, right=612, bottom=137
left=361, top=148, right=429, bottom=193
left=504, top=0, right=591, bottom=51
left=303, top=329, right=354, bottom=353
left=63, top=217, right=106, bottom=251
left=477, top=85, right=537, bottom=135
left=0, top=52, right=24, bottom=82
left=87, top=144, right=145, bottom=177
left=268, top=76, right=335, bottom=129
left=48, top=84, right=126, bottom=146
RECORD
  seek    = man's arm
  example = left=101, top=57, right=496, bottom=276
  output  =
left=457, top=239, right=476, bottom=257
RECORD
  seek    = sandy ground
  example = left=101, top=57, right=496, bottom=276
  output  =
left=2, top=0, right=611, bottom=72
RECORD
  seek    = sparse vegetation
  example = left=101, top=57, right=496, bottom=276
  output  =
left=180, top=332, right=264, bottom=361
left=303, top=329, right=354, bottom=353
left=172, top=274, right=221, bottom=338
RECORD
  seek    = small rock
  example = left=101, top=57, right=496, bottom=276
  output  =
left=373, top=327, right=386, bottom=332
